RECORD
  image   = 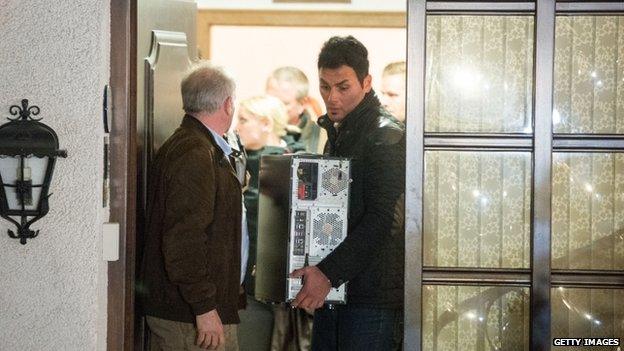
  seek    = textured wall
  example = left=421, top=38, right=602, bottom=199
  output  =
left=0, top=1, right=110, bottom=350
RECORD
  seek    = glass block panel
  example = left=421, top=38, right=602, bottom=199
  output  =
left=552, top=153, right=624, bottom=270
left=426, top=16, right=534, bottom=133
left=554, top=16, right=624, bottom=134
left=423, top=285, right=530, bottom=351
left=552, top=287, right=624, bottom=349
left=424, top=151, right=531, bottom=268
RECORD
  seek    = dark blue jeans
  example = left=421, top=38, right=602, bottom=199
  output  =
left=311, top=305, right=403, bottom=351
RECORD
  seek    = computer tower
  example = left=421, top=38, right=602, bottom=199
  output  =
left=254, top=154, right=350, bottom=304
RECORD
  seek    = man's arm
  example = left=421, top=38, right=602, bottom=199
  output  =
left=292, top=129, right=405, bottom=309
left=162, top=146, right=218, bottom=315
left=317, top=131, right=405, bottom=286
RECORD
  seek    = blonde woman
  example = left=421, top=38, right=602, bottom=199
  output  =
left=236, top=95, right=290, bottom=351
left=236, top=95, right=289, bottom=151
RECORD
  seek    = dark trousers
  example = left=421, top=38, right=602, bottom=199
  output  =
left=311, top=305, right=403, bottom=351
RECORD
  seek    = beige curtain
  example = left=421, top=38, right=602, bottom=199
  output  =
left=425, top=16, right=534, bottom=133
left=552, top=153, right=624, bottom=270
left=552, top=288, right=624, bottom=342
left=422, top=15, right=624, bottom=350
left=423, top=286, right=530, bottom=351
left=554, top=16, right=624, bottom=133
left=422, top=17, right=534, bottom=346
left=551, top=16, right=624, bottom=345
left=424, top=151, right=531, bottom=268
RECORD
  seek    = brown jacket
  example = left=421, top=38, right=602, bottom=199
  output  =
left=140, top=115, right=242, bottom=324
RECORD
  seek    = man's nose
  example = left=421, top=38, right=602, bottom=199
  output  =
left=327, top=89, right=339, bottom=103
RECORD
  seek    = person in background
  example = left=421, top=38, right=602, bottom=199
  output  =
left=140, top=61, right=243, bottom=351
left=266, top=66, right=326, bottom=154
left=290, top=36, right=406, bottom=351
left=379, top=61, right=406, bottom=123
left=235, top=95, right=290, bottom=351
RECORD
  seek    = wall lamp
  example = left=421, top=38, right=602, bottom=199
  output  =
left=0, top=99, right=67, bottom=244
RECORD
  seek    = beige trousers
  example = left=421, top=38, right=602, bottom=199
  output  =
left=147, top=316, right=239, bottom=351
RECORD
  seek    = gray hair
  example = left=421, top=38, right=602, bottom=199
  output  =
left=268, top=66, right=309, bottom=100
left=181, top=61, right=236, bottom=114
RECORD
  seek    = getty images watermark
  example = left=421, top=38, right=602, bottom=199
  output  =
left=553, top=338, right=620, bottom=347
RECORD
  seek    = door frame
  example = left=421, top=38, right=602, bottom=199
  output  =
left=108, top=0, right=138, bottom=349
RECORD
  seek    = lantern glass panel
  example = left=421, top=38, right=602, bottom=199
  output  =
left=0, top=155, right=49, bottom=211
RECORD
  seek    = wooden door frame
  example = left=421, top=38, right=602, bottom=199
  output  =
left=108, top=0, right=138, bottom=350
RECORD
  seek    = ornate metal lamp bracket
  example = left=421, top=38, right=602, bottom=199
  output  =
left=8, top=99, right=42, bottom=122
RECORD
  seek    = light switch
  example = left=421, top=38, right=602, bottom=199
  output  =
left=103, top=222, right=120, bottom=261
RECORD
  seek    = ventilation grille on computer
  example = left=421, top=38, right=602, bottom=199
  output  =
left=321, top=168, right=348, bottom=196
left=312, top=212, right=344, bottom=247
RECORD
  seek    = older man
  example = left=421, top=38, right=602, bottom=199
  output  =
left=266, top=66, right=326, bottom=154
left=140, top=61, right=242, bottom=351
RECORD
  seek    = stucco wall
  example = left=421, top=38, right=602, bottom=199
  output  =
left=0, top=1, right=110, bottom=350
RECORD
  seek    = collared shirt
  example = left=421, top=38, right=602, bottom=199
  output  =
left=205, top=126, right=249, bottom=285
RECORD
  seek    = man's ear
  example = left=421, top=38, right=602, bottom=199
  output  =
left=224, top=96, right=234, bottom=116
left=363, top=74, right=372, bottom=93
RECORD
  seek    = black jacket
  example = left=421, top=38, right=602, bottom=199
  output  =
left=316, top=91, right=405, bottom=308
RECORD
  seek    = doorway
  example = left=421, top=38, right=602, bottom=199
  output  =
left=198, top=8, right=407, bottom=351
left=108, top=1, right=624, bottom=350
left=114, top=1, right=408, bottom=350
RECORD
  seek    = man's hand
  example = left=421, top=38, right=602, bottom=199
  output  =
left=290, top=266, right=331, bottom=310
left=195, top=309, right=224, bottom=350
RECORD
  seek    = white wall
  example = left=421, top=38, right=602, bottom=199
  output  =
left=210, top=26, right=406, bottom=113
left=198, top=0, right=406, bottom=12
left=0, top=1, right=110, bottom=350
